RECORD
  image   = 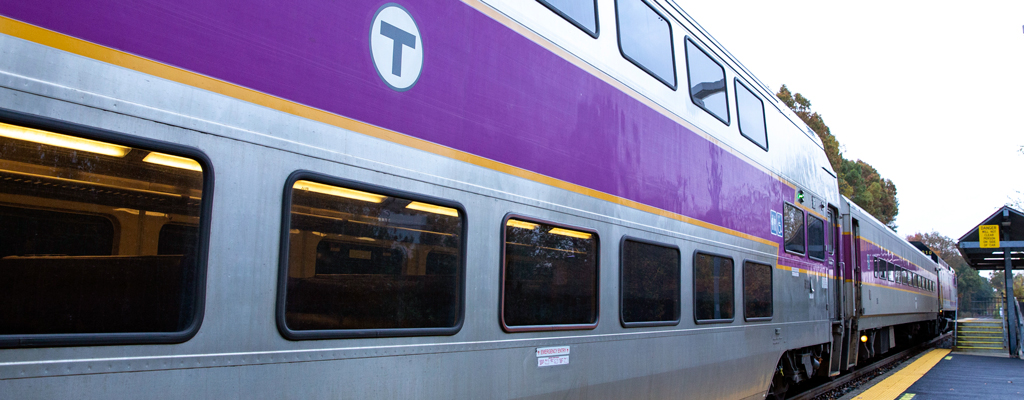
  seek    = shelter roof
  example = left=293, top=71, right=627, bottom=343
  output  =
left=957, top=206, right=1024, bottom=270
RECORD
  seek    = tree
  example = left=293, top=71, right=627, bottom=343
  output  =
left=777, top=85, right=900, bottom=229
left=989, top=270, right=1024, bottom=299
left=906, top=231, right=993, bottom=304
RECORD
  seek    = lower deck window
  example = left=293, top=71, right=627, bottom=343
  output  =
left=502, top=217, right=598, bottom=330
left=0, top=121, right=207, bottom=344
left=620, top=238, right=680, bottom=325
left=694, top=252, right=734, bottom=322
left=743, top=261, right=772, bottom=320
left=281, top=177, right=464, bottom=338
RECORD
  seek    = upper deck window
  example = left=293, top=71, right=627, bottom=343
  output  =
left=537, top=0, right=599, bottom=37
left=0, top=120, right=209, bottom=347
left=807, top=215, right=825, bottom=260
left=502, top=217, right=598, bottom=331
left=784, top=203, right=805, bottom=255
left=735, top=79, right=768, bottom=150
left=280, top=175, right=465, bottom=339
left=685, top=38, right=729, bottom=124
left=615, top=0, right=676, bottom=89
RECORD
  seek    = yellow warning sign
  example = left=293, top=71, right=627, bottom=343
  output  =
left=979, top=225, right=1000, bottom=248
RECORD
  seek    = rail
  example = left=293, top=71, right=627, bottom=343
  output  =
left=788, top=332, right=951, bottom=400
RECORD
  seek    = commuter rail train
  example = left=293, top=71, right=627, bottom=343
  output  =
left=0, top=0, right=956, bottom=398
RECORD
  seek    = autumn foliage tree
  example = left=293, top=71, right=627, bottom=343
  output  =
left=906, top=231, right=993, bottom=304
left=777, top=85, right=899, bottom=229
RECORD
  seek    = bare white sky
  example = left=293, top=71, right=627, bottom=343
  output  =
left=678, top=0, right=1024, bottom=241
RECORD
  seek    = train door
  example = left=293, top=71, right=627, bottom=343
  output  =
left=827, top=206, right=844, bottom=376
left=846, top=219, right=862, bottom=369
left=829, top=207, right=842, bottom=321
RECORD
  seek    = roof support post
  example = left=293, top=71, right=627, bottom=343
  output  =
left=1006, top=248, right=1019, bottom=358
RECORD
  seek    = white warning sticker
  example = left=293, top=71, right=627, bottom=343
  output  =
left=536, top=346, right=570, bottom=357
left=792, top=267, right=800, bottom=277
left=538, top=355, right=569, bottom=367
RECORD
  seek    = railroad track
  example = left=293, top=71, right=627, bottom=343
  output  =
left=788, top=332, right=953, bottom=400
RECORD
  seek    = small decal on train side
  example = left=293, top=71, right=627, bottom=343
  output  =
left=536, top=346, right=570, bottom=357
left=370, top=3, right=423, bottom=91
left=538, top=356, right=569, bottom=367
left=770, top=210, right=783, bottom=237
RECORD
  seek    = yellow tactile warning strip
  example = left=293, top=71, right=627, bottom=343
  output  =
left=852, top=349, right=950, bottom=400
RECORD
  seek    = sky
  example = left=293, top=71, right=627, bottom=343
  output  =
left=678, top=0, right=1024, bottom=241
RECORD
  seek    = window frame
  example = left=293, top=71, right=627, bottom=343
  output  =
left=537, top=0, right=600, bottom=38
left=500, top=213, right=600, bottom=333
left=742, top=259, right=774, bottom=322
left=614, top=0, right=678, bottom=90
left=619, top=236, right=681, bottom=328
left=734, top=78, right=768, bottom=151
left=684, top=37, right=730, bottom=125
left=692, top=250, right=736, bottom=324
left=276, top=171, right=468, bottom=340
left=783, top=202, right=806, bottom=256
left=0, top=108, right=214, bottom=349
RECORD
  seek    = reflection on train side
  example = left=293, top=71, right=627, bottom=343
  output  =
left=0, top=122, right=204, bottom=336
left=283, top=180, right=463, bottom=334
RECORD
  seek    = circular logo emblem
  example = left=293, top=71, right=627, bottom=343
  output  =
left=370, top=4, right=423, bottom=91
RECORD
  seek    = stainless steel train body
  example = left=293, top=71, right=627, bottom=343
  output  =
left=0, top=0, right=953, bottom=398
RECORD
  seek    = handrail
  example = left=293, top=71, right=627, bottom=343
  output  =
left=1014, top=296, right=1024, bottom=358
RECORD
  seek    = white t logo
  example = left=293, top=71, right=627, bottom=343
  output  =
left=370, top=4, right=423, bottom=91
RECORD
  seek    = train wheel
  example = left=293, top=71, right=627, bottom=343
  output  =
left=767, top=370, right=789, bottom=400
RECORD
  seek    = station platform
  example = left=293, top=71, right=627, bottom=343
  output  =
left=840, top=348, right=1024, bottom=400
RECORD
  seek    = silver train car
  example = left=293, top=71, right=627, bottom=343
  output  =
left=0, top=0, right=954, bottom=398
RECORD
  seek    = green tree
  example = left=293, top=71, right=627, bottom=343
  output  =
left=989, top=270, right=1024, bottom=299
left=778, top=85, right=899, bottom=229
left=906, top=231, right=993, bottom=304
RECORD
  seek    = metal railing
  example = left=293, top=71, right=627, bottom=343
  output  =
left=959, top=300, right=1005, bottom=318
left=1014, top=296, right=1024, bottom=358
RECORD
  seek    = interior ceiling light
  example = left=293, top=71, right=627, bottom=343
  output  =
left=143, top=152, right=202, bottom=172
left=506, top=220, right=539, bottom=230
left=293, top=180, right=386, bottom=203
left=406, top=201, right=459, bottom=217
left=549, top=227, right=592, bottom=239
left=0, top=121, right=130, bottom=157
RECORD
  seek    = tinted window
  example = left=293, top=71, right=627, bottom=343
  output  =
left=616, top=0, right=676, bottom=88
left=685, top=39, right=729, bottom=124
left=694, top=252, right=734, bottom=322
left=0, top=121, right=206, bottom=340
left=743, top=261, right=772, bottom=320
left=621, top=239, right=680, bottom=325
left=784, top=203, right=805, bottom=254
left=735, top=80, right=767, bottom=150
left=503, top=218, right=598, bottom=329
left=807, top=216, right=825, bottom=260
left=282, top=179, right=463, bottom=336
left=538, top=0, right=599, bottom=37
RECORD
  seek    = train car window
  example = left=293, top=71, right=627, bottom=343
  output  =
left=783, top=203, right=805, bottom=255
left=694, top=252, right=734, bottom=323
left=807, top=215, right=825, bottom=260
left=0, top=120, right=208, bottom=347
left=743, top=261, right=772, bottom=320
left=280, top=176, right=465, bottom=339
left=887, top=261, right=895, bottom=282
left=735, top=79, right=768, bottom=150
left=537, top=0, right=599, bottom=38
left=873, top=258, right=880, bottom=278
left=620, top=238, right=680, bottom=326
left=615, top=0, right=676, bottom=89
left=502, top=216, right=598, bottom=331
left=685, top=38, right=729, bottom=124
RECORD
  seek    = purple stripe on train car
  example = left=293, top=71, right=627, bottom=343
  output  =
left=855, top=239, right=934, bottom=294
left=0, top=1, right=794, bottom=242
